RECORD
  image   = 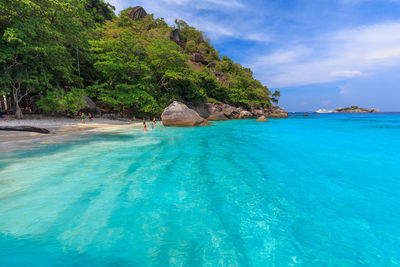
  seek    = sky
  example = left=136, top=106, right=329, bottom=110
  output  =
left=106, top=0, right=400, bottom=111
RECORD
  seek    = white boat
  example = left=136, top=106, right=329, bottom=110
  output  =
left=316, top=109, right=335, bottom=113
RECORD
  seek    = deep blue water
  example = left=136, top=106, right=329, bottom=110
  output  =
left=1, top=114, right=400, bottom=266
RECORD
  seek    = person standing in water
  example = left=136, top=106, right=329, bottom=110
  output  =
left=81, top=113, right=86, bottom=124
left=143, top=122, right=147, bottom=132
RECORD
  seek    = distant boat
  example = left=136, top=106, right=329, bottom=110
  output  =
left=316, top=109, right=335, bottom=113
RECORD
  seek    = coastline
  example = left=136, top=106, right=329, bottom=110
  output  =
left=0, top=117, right=143, bottom=153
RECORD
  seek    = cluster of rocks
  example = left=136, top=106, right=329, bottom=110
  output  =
left=162, top=101, right=288, bottom=127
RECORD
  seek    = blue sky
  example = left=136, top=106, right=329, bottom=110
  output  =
left=106, top=0, right=400, bottom=111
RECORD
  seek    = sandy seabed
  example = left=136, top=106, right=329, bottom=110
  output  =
left=0, top=117, right=143, bottom=152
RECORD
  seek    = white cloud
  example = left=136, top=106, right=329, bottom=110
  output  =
left=330, top=70, right=363, bottom=78
left=249, top=21, right=400, bottom=87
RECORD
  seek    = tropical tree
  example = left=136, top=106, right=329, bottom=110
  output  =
left=271, top=90, right=281, bottom=105
left=0, top=0, right=93, bottom=118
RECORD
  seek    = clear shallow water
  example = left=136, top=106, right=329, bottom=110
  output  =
left=0, top=114, right=400, bottom=266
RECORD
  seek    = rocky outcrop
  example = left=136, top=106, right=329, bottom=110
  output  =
left=128, top=6, right=147, bottom=20
left=161, top=101, right=210, bottom=127
left=188, top=102, right=288, bottom=120
left=336, top=106, right=378, bottom=113
left=207, top=112, right=229, bottom=121
left=256, top=116, right=267, bottom=122
left=210, top=70, right=228, bottom=83
left=0, top=126, right=50, bottom=134
left=191, top=53, right=208, bottom=65
left=265, top=106, right=288, bottom=118
left=187, top=102, right=230, bottom=121
left=239, top=110, right=253, bottom=119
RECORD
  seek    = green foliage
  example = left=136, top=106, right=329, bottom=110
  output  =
left=271, top=90, right=280, bottom=104
left=84, top=0, right=115, bottom=24
left=0, top=0, right=96, bottom=117
left=186, top=40, right=197, bottom=53
left=1, top=2, right=274, bottom=117
left=37, top=88, right=87, bottom=113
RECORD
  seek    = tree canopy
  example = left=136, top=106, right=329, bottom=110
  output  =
left=0, top=3, right=273, bottom=117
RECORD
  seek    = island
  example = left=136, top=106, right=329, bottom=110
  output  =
left=316, top=106, right=379, bottom=113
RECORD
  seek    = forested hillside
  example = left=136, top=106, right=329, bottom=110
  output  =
left=0, top=0, right=274, bottom=118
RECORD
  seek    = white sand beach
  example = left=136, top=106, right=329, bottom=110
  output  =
left=0, top=116, right=143, bottom=152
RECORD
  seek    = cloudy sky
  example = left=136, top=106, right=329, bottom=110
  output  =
left=106, top=0, right=400, bottom=111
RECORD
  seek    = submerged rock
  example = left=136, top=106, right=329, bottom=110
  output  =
left=161, top=101, right=210, bottom=127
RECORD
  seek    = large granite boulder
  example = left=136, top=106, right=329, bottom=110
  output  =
left=187, top=102, right=214, bottom=118
left=161, top=101, right=210, bottom=127
left=265, top=106, right=288, bottom=118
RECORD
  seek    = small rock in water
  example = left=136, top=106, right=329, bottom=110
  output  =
left=256, top=116, right=267, bottom=122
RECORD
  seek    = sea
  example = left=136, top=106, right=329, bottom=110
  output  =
left=0, top=113, right=399, bottom=266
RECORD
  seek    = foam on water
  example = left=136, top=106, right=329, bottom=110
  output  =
left=1, top=114, right=400, bottom=266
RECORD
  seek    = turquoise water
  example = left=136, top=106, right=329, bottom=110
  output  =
left=1, top=114, right=400, bottom=266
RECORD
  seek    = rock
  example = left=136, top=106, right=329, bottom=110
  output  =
left=187, top=102, right=214, bottom=118
left=207, top=62, right=217, bottom=68
left=220, top=104, right=240, bottom=118
left=239, top=110, right=253, bottom=119
left=207, top=112, right=229, bottom=121
left=210, top=70, right=228, bottom=83
left=191, top=53, right=208, bottom=65
left=265, top=106, right=288, bottom=118
left=0, top=126, right=50, bottom=134
left=128, top=6, right=147, bottom=20
left=253, top=109, right=264, bottom=116
left=335, top=106, right=379, bottom=113
left=79, top=96, right=97, bottom=115
left=84, top=96, right=96, bottom=110
left=170, top=29, right=181, bottom=42
left=161, top=101, right=210, bottom=127
left=256, top=116, right=267, bottom=122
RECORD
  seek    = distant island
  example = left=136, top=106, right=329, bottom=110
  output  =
left=316, top=106, right=379, bottom=113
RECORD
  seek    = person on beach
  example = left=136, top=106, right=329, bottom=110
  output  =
left=88, top=113, right=92, bottom=120
left=81, top=113, right=86, bottom=124
left=153, top=116, right=156, bottom=124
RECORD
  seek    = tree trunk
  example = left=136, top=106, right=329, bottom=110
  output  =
left=13, top=81, right=23, bottom=119
left=15, top=101, right=23, bottom=119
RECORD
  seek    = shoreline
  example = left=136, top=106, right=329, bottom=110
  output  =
left=0, top=117, right=143, bottom=153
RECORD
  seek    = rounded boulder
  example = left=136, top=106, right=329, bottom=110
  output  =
left=161, top=101, right=210, bottom=127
